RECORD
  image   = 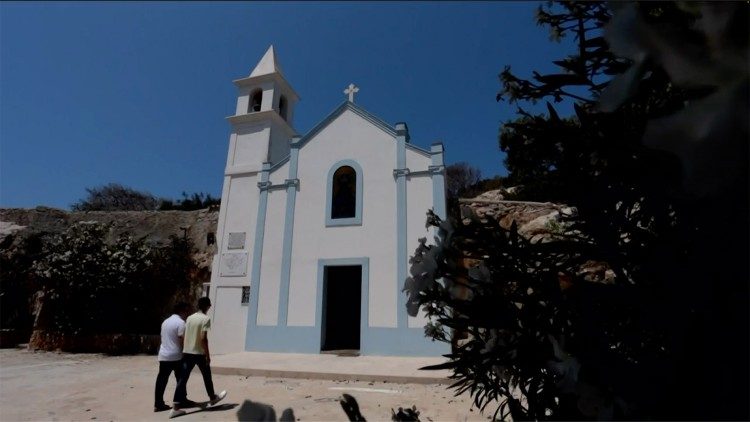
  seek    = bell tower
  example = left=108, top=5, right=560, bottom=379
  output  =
left=208, top=46, right=300, bottom=353
left=226, top=45, right=299, bottom=171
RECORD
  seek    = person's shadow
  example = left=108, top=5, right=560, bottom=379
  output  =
left=235, top=395, right=419, bottom=421
left=170, top=403, right=239, bottom=418
left=236, top=400, right=295, bottom=422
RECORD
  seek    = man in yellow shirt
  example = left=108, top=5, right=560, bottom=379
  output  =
left=170, top=297, right=226, bottom=418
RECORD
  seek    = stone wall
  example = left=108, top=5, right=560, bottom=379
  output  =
left=28, top=330, right=160, bottom=355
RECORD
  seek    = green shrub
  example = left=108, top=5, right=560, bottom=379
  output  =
left=32, top=222, right=197, bottom=335
left=0, top=233, right=44, bottom=335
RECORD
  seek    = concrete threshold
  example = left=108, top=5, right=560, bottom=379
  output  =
left=211, top=351, right=453, bottom=385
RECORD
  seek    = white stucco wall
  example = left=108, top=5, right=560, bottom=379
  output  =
left=215, top=174, right=258, bottom=286
left=212, top=286, right=248, bottom=354
left=256, top=188, right=287, bottom=325
left=269, top=161, right=290, bottom=185
left=263, top=85, right=277, bottom=113
left=209, top=172, right=258, bottom=354
left=406, top=147, right=428, bottom=171
left=286, top=109, right=400, bottom=328
left=268, top=127, right=291, bottom=165
left=233, top=124, right=270, bottom=168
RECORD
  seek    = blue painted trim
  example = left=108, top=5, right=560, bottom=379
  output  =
left=325, top=159, right=363, bottom=227
left=269, top=101, right=429, bottom=168
left=245, top=253, right=450, bottom=355
left=405, top=143, right=431, bottom=157
left=395, top=127, right=408, bottom=329
left=297, top=102, right=396, bottom=151
left=278, top=137, right=301, bottom=326
left=245, top=327, right=447, bottom=355
left=243, top=326, right=321, bottom=353
left=361, top=328, right=449, bottom=356
left=268, top=155, right=290, bottom=173
left=245, top=162, right=271, bottom=350
left=347, top=102, right=397, bottom=137
left=430, top=143, right=447, bottom=220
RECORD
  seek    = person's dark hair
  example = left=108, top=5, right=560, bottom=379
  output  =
left=173, top=302, right=190, bottom=315
left=197, top=297, right=211, bottom=312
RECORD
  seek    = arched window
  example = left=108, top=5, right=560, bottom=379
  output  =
left=249, top=89, right=262, bottom=113
left=279, top=95, right=288, bottom=121
left=331, top=166, right=356, bottom=219
left=326, top=160, right=363, bottom=226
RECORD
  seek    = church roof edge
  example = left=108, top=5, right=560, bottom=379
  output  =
left=292, top=101, right=388, bottom=151
left=294, top=101, right=430, bottom=157
left=406, top=141, right=431, bottom=157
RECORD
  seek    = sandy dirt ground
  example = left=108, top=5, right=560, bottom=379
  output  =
left=0, top=349, right=490, bottom=421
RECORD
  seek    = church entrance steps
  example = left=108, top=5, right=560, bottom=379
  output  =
left=320, top=349, right=360, bottom=357
left=211, top=351, right=451, bottom=385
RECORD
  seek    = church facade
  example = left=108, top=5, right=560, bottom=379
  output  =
left=207, top=46, right=448, bottom=356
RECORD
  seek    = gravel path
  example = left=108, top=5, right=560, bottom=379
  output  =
left=0, top=349, right=487, bottom=421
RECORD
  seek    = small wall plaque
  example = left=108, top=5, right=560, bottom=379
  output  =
left=220, top=252, right=248, bottom=277
left=227, top=232, right=246, bottom=250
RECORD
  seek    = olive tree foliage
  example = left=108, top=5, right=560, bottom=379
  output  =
left=32, top=222, right=197, bottom=335
left=446, top=162, right=483, bottom=200
left=158, top=191, right=221, bottom=211
left=72, top=183, right=159, bottom=211
left=406, top=2, right=747, bottom=420
left=72, top=183, right=220, bottom=211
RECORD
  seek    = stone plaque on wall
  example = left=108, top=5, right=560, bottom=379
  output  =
left=220, top=252, right=248, bottom=277
left=227, top=232, right=246, bottom=250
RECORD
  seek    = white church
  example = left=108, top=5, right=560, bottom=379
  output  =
left=207, top=46, right=448, bottom=356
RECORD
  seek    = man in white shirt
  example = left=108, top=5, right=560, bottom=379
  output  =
left=170, top=297, right=226, bottom=418
left=154, top=302, right=190, bottom=412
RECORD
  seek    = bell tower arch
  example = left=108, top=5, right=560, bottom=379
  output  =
left=227, top=45, right=300, bottom=169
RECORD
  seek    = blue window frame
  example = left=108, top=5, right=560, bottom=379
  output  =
left=326, top=159, right=363, bottom=226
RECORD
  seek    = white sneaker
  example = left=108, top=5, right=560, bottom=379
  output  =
left=210, top=390, right=227, bottom=406
left=169, top=409, right=186, bottom=419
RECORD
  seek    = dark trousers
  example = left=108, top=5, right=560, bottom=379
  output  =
left=173, top=353, right=215, bottom=405
left=154, top=360, right=182, bottom=406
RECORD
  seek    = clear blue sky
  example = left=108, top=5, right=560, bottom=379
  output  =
left=1, top=1, right=575, bottom=209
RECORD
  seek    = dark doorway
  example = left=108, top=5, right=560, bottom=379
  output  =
left=321, top=265, right=362, bottom=352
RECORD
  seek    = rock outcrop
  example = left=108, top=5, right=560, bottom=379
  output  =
left=0, top=206, right=219, bottom=271
left=459, top=189, right=614, bottom=284
left=459, top=190, right=576, bottom=243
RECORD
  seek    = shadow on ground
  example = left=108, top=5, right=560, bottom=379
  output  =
left=236, top=400, right=295, bottom=421
left=235, top=394, right=421, bottom=421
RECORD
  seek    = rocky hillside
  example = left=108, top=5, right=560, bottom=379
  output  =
left=459, top=189, right=575, bottom=243
left=1, top=206, right=219, bottom=272
left=459, top=189, right=614, bottom=284
left=1, top=192, right=585, bottom=284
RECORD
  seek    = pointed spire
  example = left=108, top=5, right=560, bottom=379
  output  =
left=249, top=45, right=284, bottom=77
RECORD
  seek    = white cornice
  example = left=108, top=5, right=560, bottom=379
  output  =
left=224, top=164, right=261, bottom=176
left=226, top=110, right=298, bottom=137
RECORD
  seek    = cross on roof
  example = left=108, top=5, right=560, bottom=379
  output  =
left=344, top=83, right=359, bottom=102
